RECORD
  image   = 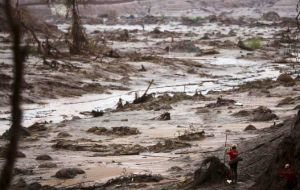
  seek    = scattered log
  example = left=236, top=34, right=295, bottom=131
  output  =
left=133, top=80, right=154, bottom=104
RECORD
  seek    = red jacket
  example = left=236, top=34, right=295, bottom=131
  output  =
left=227, top=149, right=238, bottom=160
left=279, top=168, right=296, bottom=182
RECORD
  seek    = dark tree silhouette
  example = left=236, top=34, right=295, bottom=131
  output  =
left=0, top=0, right=27, bottom=189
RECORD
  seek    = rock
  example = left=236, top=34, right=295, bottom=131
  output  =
left=277, top=73, right=295, bottom=85
left=36, top=154, right=52, bottom=160
left=28, top=122, right=47, bottom=132
left=111, top=126, right=140, bottom=136
left=157, top=112, right=171, bottom=121
left=91, top=110, right=104, bottom=117
left=196, top=49, right=220, bottom=56
left=87, top=126, right=108, bottom=134
left=277, top=97, right=295, bottom=106
left=206, top=97, right=236, bottom=108
left=233, top=106, right=278, bottom=121
left=244, top=124, right=257, bottom=131
left=171, top=40, right=201, bottom=53
left=154, top=104, right=173, bottom=111
left=261, top=11, right=280, bottom=21
left=57, top=132, right=72, bottom=138
left=193, top=156, right=229, bottom=187
left=148, top=139, right=191, bottom=153
left=27, top=182, right=42, bottom=190
left=104, top=174, right=163, bottom=188
left=178, top=131, right=205, bottom=141
left=87, top=126, right=139, bottom=136
left=2, top=127, right=31, bottom=140
left=252, top=106, right=278, bottom=121
left=39, top=162, right=57, bottom=168
left=54, top=168, right=85, bottom=179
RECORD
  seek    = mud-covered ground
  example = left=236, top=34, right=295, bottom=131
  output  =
left=0, top=5, right=300, bottom=190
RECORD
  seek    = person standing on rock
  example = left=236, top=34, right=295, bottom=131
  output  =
left=226, top=144, right=239, bottom=183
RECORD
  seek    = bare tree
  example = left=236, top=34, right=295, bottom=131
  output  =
left=297, top=0, right=300, bottom=30
left=0, top=0, right=27, bottom=189
left=65, top=0, right=88, bottom=54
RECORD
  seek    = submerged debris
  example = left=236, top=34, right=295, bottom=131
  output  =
left=87, top=126, right=140, bottom=136
left=233, top=106, right=278, bottom=121
left=178, top=130, right=205, bottom=141
left=103, top=173, right=163, bottom=188
left=206, top=97, right=236, bottom=108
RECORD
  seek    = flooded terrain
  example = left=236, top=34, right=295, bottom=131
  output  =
left=1, top=0, right=300, bottom=189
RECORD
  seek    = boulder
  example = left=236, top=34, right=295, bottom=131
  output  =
left=193, top=156, right=230, bottom=187
left=244, top=125, right=257, bottom=131
left=36, top=154, right=52, bottom=160
left=57, top=132, right=72, bottom=138
left=277, top=74, right=295, bottom=85
left=39, top=162, right=57, bottom=168
left=261, top=11, right=280, bottom=21
left=54, top=168, right=85, bottom=179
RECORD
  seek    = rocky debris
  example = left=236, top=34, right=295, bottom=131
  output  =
left=154, top=104, right=173, bottom=111
left=171, top=40, right=201, bottom=53
left=39, top=162, right=57, bottom=168
left=206, top=97, right=236, bottom=108
left=27, top=122, right=47, bottom=132
left=195, top=49, right=220, bottom=56
left=149, top=27, right=179, bottom=38
left=57, top=132, right=72, bottom=138
left=244, top=124, right=257, bottom=131
left=262, top=11, right=280, bottom=21
left=53, top=140, right=144, bottom=156
left=193, top=156, right=230, bottom=187
left=181, top=16, right=204, bottom=26
left=91, top=109, right=104, bottom=117
left=233, top=106, right=278, bottom=122
left=156, top=112, right=171, bottom=121
left=237, top=79, right=275, bottom=92
left=36, top=154, right=52, bottom=160
left=2, top=126, right=31, bottom=140
left=103, top=174, right=163, bottom=188
left=148, top=139, right=191, bottom=153
left=178, top=131, right=205, bottom=141
left=277, top=97, right=295, bottom=106
left=87, top=126, right=140, bottom=136
left=276, top=73, right=295, bottom=86
left=122, top=92, right=205, bottom=111
left=54, top=168, right=85, bottom=179
left=250, top=110, right=300, bottom=190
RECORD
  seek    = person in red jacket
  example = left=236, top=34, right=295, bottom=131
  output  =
left=226, top=144, right=239, bottom=183
left=279, top=163, right=297, bottom=190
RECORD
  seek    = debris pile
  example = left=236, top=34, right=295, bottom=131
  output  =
left=87, top=126, right=140, bottom=136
